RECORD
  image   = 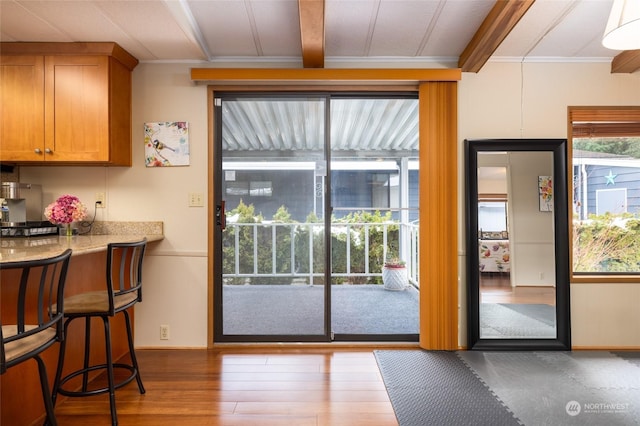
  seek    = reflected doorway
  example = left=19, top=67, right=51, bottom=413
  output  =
left=477, top=161, right=556, bottom=339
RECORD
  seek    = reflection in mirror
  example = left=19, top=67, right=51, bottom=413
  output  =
left=466, top=139, right=570, bottom=351
left=477, top=152, right=556, bottom=339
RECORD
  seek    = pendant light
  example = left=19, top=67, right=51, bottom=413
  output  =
left=602, top=0, right=640, bottom=50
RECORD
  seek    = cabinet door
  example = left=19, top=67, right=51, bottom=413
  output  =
left=0, top=56, right=45, bottom=161
left=44, top=56, right=109, bottom=162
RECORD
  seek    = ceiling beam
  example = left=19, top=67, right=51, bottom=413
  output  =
left=298, top=0, right=325, bottom=68
left=458, top=0, right=535, bottom=73
left=611, top=50, right=640, bottom=73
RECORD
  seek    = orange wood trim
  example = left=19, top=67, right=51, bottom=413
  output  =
left=572, top=276, right=640, bottom=284
left=204, top=84, right=419, bottom=92
left=191, top=68, right=462, bottom=83
left=569, top=106, right=640, bottom=122
left=0, top=42, right=138, bottom=70
left=418, top=82, right=458, bottom=350
left=208, top=88, right=216, bottom=348
left=611, top=50, right=640, bottom=74
left=299, top=0, right=325, bottom=68
left=458, top=0, right=535, bottom=73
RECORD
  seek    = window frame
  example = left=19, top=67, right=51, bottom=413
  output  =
left=568, top=106, right=640, bottom=283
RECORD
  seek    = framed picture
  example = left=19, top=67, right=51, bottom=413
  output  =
left=144, top=122, right=190, bottom=167
left=538, top=176, right=553, bottom=211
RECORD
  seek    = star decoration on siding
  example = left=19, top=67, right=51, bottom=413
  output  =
left=605, top=170, right=617, bottom=185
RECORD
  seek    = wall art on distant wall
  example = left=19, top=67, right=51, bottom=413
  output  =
left=144, top=122, right=190, bottom=167
left=538, top=175, right=553, bottom=211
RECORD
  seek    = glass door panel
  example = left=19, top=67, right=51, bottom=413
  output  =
left=216, top=95, right=328, bottom=341
left=329, top=97, right=419, bottom=340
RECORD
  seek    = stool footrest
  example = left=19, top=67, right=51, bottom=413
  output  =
left=56, top=363, right=140, bottom=397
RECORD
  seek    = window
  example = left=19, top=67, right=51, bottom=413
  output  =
left=569, top=107, right=640, bottom=278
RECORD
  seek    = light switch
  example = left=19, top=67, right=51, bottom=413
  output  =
left=188, top=192, right=204, bottom=207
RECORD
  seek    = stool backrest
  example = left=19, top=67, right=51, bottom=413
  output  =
left=106, top=239, right=147, bottom=314
left=0, top=249, right=72, bottom=373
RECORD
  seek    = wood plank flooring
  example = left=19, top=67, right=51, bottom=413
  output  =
left=52, top=348, right=403, bottom=426
left=480, top=273, right=555, bottom=305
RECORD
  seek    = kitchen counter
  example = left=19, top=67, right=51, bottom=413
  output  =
left=1, top=221, right=163, bottom=425
left=0, top=221, right=163, bottom=263
left=0, top=233, right=163, bottom=263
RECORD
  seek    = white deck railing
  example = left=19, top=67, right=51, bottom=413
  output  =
left=222, top=221, right=419, bottom=287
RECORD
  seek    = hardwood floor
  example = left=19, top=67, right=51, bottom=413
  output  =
left=52, top=348, right=402, bottom=426
left=480, top=273, right=555, bottom=305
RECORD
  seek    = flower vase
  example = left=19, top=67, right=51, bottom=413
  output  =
left=60, top=223, right=73, bottom=237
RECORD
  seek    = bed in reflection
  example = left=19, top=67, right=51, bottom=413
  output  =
left=478, top=239, right=510, bottom=273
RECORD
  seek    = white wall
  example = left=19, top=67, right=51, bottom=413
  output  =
left=507, top=151, right=555, bottom=287
left=459, top=61, right=640, bottom=349
left=21, top=63, right=211, bottom=348
left=21, top=60, right=640, bottom=349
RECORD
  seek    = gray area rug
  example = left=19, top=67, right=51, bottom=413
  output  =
left=377, top=350, right=640, bottom=426
left=223, top=284, right=419, bottom=335
left=457, top=351, right=640, bottom=426
left=480, top=303, right=556, bottom=338
left=374, top=350, right=522, bottom=426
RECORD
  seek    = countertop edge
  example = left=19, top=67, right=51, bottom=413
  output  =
left=1, top=234, right=164, bottom=263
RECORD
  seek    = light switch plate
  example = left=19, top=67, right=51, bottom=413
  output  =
left=188, top=192, right=204, bottom=207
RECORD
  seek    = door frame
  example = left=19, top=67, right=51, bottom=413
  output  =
left=199, top=69, right=460, bottom=349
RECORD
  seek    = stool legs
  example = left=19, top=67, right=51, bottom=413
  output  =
left=123, top=310, right=145, bottom=394
left=35, top=355, right=57, bottom=426
left=51, top=312, right=144, bottom=426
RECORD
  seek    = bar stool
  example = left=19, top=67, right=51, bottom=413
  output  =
left=52, top=239, right=147, bottom=426
left=0, top=249, right=72, bottom=426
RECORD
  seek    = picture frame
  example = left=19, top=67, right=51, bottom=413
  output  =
left=538, top=175, right=553, bottom=211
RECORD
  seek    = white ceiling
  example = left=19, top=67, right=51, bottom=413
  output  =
left=0, top=0, right=622, bottom=67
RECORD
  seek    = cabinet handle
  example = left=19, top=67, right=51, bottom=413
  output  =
left=34, top=148, right=42, bottom=154
left=45, top=148, right=52, bottom=154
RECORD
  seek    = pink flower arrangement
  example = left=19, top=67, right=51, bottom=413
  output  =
left=44, top=194, right=88, bottom=225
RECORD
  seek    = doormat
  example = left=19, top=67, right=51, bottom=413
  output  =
left=374, top=350, right=522, bottom=426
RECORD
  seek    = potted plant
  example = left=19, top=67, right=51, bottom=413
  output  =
left=382, top=257, right=407, bottom=291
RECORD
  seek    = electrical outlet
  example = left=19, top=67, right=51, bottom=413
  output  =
left=160, top=324, right=170, bottom=340
left=188, top=192, right=204, bottom=207
left=95, top=192, right=106, bottom=208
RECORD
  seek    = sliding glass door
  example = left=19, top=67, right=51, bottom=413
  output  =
left=214, top=93, right=419, bottom=342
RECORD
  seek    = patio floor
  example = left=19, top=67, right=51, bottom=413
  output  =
left=222, top=284, right=420, bottom=337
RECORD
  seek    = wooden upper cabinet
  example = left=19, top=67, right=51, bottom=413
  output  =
left=0, top=55, right=45, bottom=161
left=0, top=42, right=138, bottom=166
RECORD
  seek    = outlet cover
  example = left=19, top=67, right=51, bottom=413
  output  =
left=95, top=192, right=106, bottom=208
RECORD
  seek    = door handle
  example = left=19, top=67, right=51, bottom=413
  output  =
left=216, top=201, right=226, bottom=230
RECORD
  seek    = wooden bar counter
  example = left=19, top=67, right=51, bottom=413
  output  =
left=1, top=230, right=163, bottom=425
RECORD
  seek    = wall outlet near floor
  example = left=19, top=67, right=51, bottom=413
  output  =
left=160, top=324, right=170, bottom=340
left=95, top=192, right=106, bottom=208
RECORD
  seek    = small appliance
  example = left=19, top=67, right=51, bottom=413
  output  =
left=1, top=182, right=58, bottom=237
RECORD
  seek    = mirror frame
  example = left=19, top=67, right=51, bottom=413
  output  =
left=465, top=139, right=571, bottom=351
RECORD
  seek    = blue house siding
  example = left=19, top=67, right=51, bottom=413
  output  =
left=224, top=170, right=315, bottom=221
left=577, top=165, right=640, bottom=217
left=223, top=167, right=419, bottom=222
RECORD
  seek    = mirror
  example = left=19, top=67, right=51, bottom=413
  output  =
left=465, top=139, right=571, bottom=350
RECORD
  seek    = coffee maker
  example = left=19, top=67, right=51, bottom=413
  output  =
left=1, top=182, right=58, bottom=236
